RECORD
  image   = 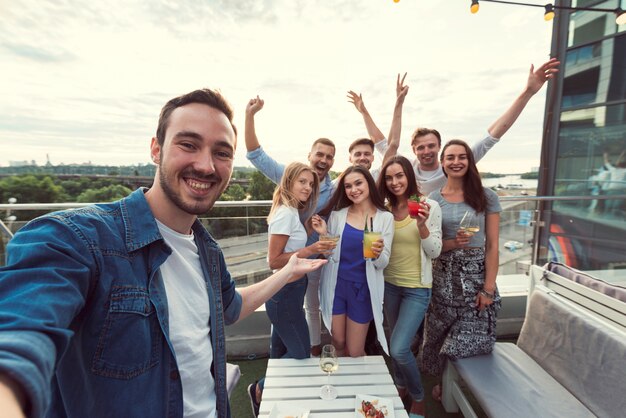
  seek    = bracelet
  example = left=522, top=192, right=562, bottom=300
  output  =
left=479, top=289, right=495, bottom=299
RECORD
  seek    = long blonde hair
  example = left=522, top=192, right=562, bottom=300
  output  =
left=268, top=162, right=319, bottom=222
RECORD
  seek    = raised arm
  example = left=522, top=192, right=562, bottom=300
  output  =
left=382, top=73, right=409, bottom=165
left=245, top=95, right=265, bottom=152
left=487, top=58, right=560, bottom=139
left=347, top=91, right=386, bottom=143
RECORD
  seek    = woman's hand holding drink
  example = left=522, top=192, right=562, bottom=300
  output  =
left=363, top=233, right=383, bottom=259
left=407, top=195, right=430, bottom=225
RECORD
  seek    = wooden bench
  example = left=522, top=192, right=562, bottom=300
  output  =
left=441, top=264, right=626, bottom=417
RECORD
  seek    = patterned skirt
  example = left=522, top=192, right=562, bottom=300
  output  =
left=420, top=247, right=501, bottom=377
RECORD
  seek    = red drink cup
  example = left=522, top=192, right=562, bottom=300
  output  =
left=407, top=200, right=421, bottom=217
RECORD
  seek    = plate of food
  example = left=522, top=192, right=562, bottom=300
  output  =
left=355, top=394, right=394, bottom=417
left=268, top=403, right=309, bottom=418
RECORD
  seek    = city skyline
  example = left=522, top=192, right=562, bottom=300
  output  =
left=1, top=0, right=554, bottom=174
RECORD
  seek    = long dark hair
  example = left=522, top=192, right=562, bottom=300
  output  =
left=441, top=139, right=487, bottom=213
left=319, top=165, right=387, bottom=217
left=377, top=155, right=421, bottom=208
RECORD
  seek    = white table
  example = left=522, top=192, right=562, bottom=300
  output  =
left=258, top=355, right=409, bottom=417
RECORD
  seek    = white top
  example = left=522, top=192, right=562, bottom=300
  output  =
left=605, top=163, right=626, bottom=191
left=376, top=132, right=500, bottom=195
left=157, top=220, right=216, bottom=418
left=319, top=207, right=394, bottom=355
left=268, top=205, right=307, bottom=271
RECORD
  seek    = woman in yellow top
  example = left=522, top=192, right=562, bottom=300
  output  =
left=377, top=155, right=442, bottom=418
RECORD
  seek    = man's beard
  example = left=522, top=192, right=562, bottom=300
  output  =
left=158, top=164, right=226, bottom=216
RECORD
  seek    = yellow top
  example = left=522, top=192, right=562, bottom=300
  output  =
left=384, top=215, right=428, bottom=288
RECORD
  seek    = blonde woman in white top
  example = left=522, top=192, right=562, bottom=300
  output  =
left=248, top=162, right=335, bottom=416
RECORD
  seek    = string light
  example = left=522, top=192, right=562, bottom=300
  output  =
left=617, top=8, right=626, bottom=25
left=471, top=0, right=480, bottom=14
left=468, top=0, right=626, bottom=25
left=544, top=4, right=555, bottom=21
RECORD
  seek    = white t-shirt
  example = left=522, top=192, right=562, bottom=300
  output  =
left=268, top=205, right=307, bottom=261
left=157, top=220, right=216, bottom=418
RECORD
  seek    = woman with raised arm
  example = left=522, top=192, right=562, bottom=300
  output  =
left=312, top=166, right=393, bottom=357
left=421, top=139, right=502, bottom=402
left=377, top=155, right=442, bottom=418
left=247, top=162, right=336, bottom=417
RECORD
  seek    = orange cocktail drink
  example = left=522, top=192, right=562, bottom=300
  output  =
left=363, top=231, right=381, bottom=259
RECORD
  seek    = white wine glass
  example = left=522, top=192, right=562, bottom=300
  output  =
left=319, top=233, right=340, bottom=262
left=319, top=344, right=338, bottom=400
left=459, top=210, right=480, bottom=236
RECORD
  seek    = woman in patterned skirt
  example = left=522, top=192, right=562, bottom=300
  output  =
left=421, top=139, right=502, bottom=401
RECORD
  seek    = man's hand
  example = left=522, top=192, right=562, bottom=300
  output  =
left=0, top=375, right=26, bottom=418
left=246, top=95, right=265, bottom=116
left=347, top=90, right=367, bottom=114
left=396, top=72, right=409, bottom=103
left=526, top=58, right=560, bottom=95
left=284, top=253, right=327, bottom=282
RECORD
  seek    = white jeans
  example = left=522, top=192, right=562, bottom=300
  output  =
left=304, top=268, right=322, bottom=346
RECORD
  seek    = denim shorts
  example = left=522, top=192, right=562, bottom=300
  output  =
left=332, top=279, right=373, bottom=324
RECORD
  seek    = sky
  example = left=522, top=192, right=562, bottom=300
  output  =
left=0, top=0, right=556, bottom=174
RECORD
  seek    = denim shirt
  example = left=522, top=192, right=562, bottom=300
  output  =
left=0, top=188, right=242, bottom=418
left=247, top=146, right=335, bottom=246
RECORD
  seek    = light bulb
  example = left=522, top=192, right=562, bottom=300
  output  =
left=544, top=4, right=555, bottom=21
left=470, top=0, right=480, bottom=14
left=616, top=8, right=626, bottom=25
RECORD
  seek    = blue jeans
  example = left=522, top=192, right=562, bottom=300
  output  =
left=259, top=277, right=310, bottom=393
left=265, top=276, right=310, bottom=359
left=384, top=282, right=431, bottom=402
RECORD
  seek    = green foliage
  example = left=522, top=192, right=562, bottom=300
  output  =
left=220, top=184, right=247, bottom=201
left=76, top=185, right=133, bottom=203
left=480, top=172, right=506, bottom=179
left=520, top=171, right=539, bottom=179
left=248, top=171, right=276, bottom=200
left=0, top=175, right=63, bottom=204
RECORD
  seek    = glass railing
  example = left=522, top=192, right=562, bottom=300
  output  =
left=1, top=195, right=625, bottom=287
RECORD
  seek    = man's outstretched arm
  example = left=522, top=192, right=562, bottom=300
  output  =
left=245, top=95, right=265, bottom=152
left=0, top=375, right=26, bottom=418
left=236, top=254, right=327, bottom=322
left=347, top=90, right=386, bottom=144
left=244, top=96, right=285, bottom=183
left=488, top=58, right=560, bottom=139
